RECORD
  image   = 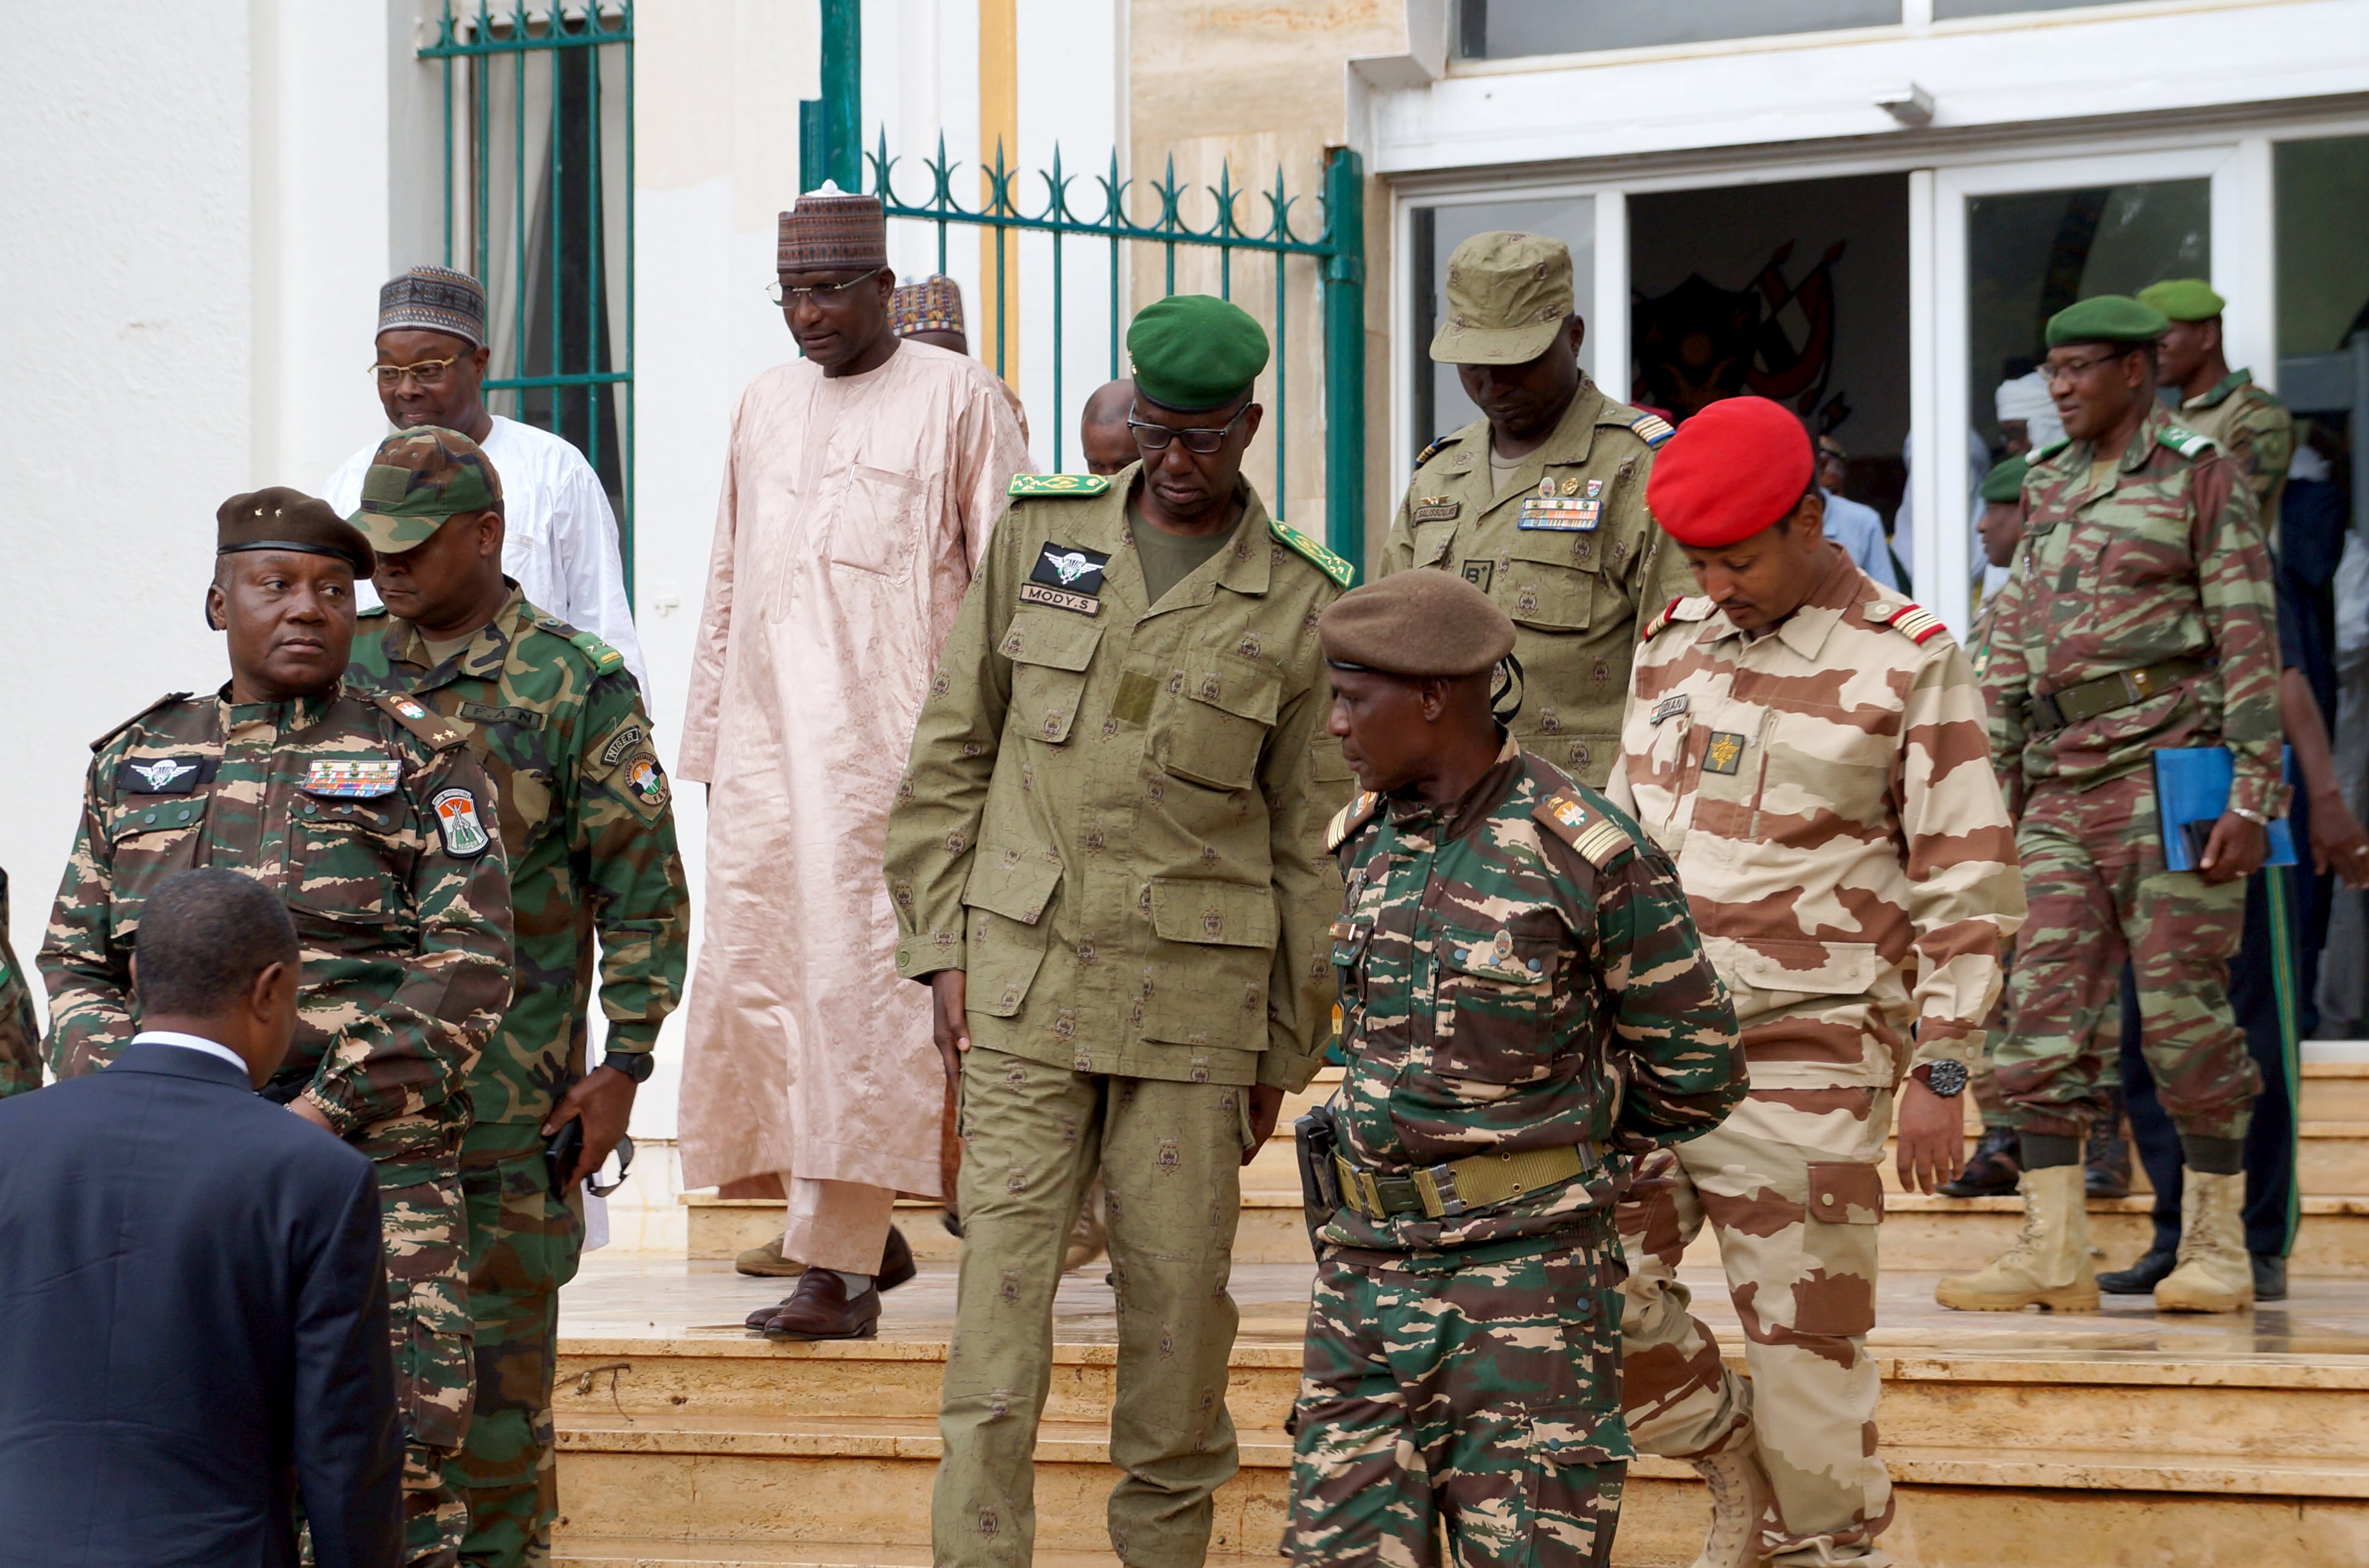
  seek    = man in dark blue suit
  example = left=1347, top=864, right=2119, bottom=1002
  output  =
left=0, top=867, right=402, bottom=1568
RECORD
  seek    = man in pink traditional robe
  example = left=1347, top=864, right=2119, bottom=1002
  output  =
left=677, top=185, right=1031, bottom=1336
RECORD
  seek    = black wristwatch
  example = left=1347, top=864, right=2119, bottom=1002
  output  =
left=1913, top=1060, right=1969, bottom=1098
left=599, top=1051, right=657, bottom=1085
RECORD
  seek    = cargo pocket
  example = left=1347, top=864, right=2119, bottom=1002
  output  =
left=287, top=794, right=415, bottom=931
left=1800, top=1160, right=1884, bottom=1336
left=1139, top=878, right=1277, bottom=1052
left=1152, top=652, right=1278, bottom=792
left=391, top=1272, right=476, bottom=1453
left=1000, top=611, right=1103, bottom=747
left=1427, top=920, right=1560, bottom=1085
left=1525, top=1407, right=1634, bottom=1567
left=961, top=844, right=1064, bottom=1017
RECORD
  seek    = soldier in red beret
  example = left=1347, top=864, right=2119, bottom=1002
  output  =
left=1602, top=396, right=2027, bottom=1568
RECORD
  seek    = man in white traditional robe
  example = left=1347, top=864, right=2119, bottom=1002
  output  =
left=678, top=185, right=1031, bottom=1336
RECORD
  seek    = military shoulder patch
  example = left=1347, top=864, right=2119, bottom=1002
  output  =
left=1326, top=790, right=1382, bottom=852
left=90, top=693, right=194, bottom=755
left=566, top=628, right=627, bottom=675
left=357, top=602, right=389, bottom=619
left=1628, top=411, right=1675, bottom=447
left=1270, top=518, right=1356, bottom=588
left=2160, top=423, right=2217, bottom=460
left=1868, top=599, right=1949, bottom=646
left=429, top=786, right=493, bottom=858
left=374, top=690, right=465, bottom=752
left=1534, top=790, right=1635, bottom=869
left=617, top=750, right=672, bottom=816
left=1008, top=472, right=1111, bottom=498
left=2029, top=437, right=2074, bottom=466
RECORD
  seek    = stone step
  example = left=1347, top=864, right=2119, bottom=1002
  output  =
left=554, top=1544, right=1259, bottom=1567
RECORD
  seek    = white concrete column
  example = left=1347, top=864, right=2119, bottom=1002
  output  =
left=2221, top=137, right=2279, bottom=391
left=1591, top=188, right=1628, bottom=398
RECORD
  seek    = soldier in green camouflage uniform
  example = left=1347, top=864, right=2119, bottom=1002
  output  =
left=346, top=427, right=689, bottom=1567
left=2141, top=279, right=2295, bottom=526
left=40, top=487, right=513, bottom=1567
left=0, top=870, right=40, bottom=1096
left=1285, top=572, right=1743, bottom=1567
left=1378, top=231, right=1694, bottom=789
left=1945, top=295, right=2281, bottom=1317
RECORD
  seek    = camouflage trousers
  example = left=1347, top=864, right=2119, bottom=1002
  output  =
left=446, top=1121, right=583, bottom=1567
left=1617, top=1089, right=1896, bottom=1567
left=357, top=1112, right=477, bottom=1568
left=1970, top=990, right=2117, bottom=1132
left=1284, top=1233, right=1633, bottom=1567
left=935, top=1046, right=1253, bottom=1568
left=1997, top=774, right=2257, bottom=1141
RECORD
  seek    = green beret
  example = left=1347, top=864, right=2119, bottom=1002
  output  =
left=216, top=486, right=372, bottom=576
left=1430, top=231, right=1573, bottom=366
left=2046, top=294, right=2169, bottom=347
left=2137, top=278, right=2226, bottom=323
left=1127, top=295, right=1269, bottom=412
left=1978, top=456, right=2029, bottom=504
left=1319, top=571, right=1514, bottom=678
left=351, top=426, right=504, bottom=554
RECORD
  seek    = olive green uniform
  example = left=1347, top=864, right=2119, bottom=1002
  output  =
left=884, top=466, right=1353, bottom=1568
left=1378, top=379, right=1693, bottom=787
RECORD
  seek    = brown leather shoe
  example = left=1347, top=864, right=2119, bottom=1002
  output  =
left=745, top=1228, right=916, bottom=1329
left=759, top=1267, right=882, bottom=1340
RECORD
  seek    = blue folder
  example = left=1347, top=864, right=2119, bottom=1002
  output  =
left=2153, top=746, right=2298, bottom=872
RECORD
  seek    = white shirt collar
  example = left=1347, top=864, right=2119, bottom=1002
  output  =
left=130, top=1030, right=252, bottom=1077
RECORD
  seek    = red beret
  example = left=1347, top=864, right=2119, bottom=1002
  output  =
left=1645, top=396, right=1814, bottom=549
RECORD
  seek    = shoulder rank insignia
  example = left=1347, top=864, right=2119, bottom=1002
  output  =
left=1008, top=472, right=1111, bottom=498
left=1412, top=433, right=1455, bottom=471
left=1326, top=791, right=1381, bottom=852
left=91, top=692, right=193, bottom=755
left=2029, top=436, right=2074, bottom=466
left=566, top=628, right=627, bottom=675
left=1643, top=596, right=1715, bottom=640
left=374, top=690, right=464, bottom=751
left=1867, top=600, right=1948, bottom=646
left=1270, top=518, right=1357, bottom=588
left=2160, top=423, right=2216, bottom=460
left=1640, top=596, right=1687, bottom=640
left=1535, top=791, right=1634, bottom=869
left=1629, top=411, right=1676, bottom=447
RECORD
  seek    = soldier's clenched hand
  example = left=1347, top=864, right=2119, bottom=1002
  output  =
left=2197, top=811, right=2269, bottom=883
left=546, top=1066, right=637, bottom=1187
left=930, top=971, right=971, bottom=1088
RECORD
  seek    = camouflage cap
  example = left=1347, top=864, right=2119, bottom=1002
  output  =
left=1430, top=232, right=1573, bottom=366
left=2137, top=277, right=2226, bottom=323
left=351, top=426, right=504, bottom=554
left=1320, top=571, right=1514, bottom=678
left=217, top=486, right=373, bottom=576
left=2046, top=294, right=2169, bottom=348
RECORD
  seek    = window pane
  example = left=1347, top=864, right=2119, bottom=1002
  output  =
left=2275, top=134, right=2369, bottom=362
left=1965, top=179, right=2208, bottom=458
left=1458, top=0, right=1897, bottom=59
left=1409, top=196, right=1594, bottom=459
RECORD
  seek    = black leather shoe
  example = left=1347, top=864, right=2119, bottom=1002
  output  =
left=2084, top=1107, right=2132, bottom=1200
left=1939, top=1125, right=2021, bottom=1198
left=2251, top=1250, right=2289, bottom=1302
left=2098, top=1247, right=2178, bottom=1294
left=759, top=1267, right=883, bottom=1340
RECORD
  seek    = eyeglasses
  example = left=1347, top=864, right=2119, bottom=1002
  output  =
left=765, top=273, right=878, bottom=307
left=371, top=355, right=462, bottom=388
left=2042, top=351, right=2128, bottom=385
left=1128, top=404, right=1253, bottom=455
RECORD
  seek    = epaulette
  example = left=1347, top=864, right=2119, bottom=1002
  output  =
left=90, top=692, right=192, bottom=755
left=1271, top=518, right=1357, bottom=588
left=2029, top=437, right=2074, bottom=465
left=2160, top=423, right=2217, bottom=460
left=1641, top=596, right=1686, bottom=641
left=373, top=690, right=466, bottom=751
left=1325, top=791, right=1381, bottom=851
left=1866, top=599, right=1950, bottom=646
left=1412, top=432, right=1455, bottom=471
left=1534, top=789, right=1636, bottom=870
left=1641, top=595, right=1714, bottom=640
left=1626, top=410, right=1676, bottom=448
left=1008, top=472, right=1110, bottom=498
left=357, top=602, right=389, bottom=619
left=568, top=628, right=626, bottom=675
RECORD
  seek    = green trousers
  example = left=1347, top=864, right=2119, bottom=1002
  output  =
left=933, top=1046, right=1255, bottom=1568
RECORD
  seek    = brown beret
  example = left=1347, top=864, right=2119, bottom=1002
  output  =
left=216, top=486, right=373, bottom=576
left=1319, top=571, right=1516, bottom=677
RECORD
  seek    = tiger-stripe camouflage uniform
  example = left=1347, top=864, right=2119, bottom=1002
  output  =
left=1285, top=741, right=1743, bottom=1567
left=0, top=870, right=38, bottom=1096
left=40, top=680, right=513, bottom=1566
left=2174, top=369, right=2293, bottom=526
left=1609, top=533, right=2024, bottom=1564
left=352, top=583, right=688, bottom=1567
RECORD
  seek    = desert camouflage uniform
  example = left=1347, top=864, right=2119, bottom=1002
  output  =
left=883, top=470, right=1352, bottom=1568
left=1984, top=409, right=2279, bottom=1142
left=1284, top=742, right=1742, bottom=1567
left=40, top=682, right=514, bottom=1568
left=352, top=584, right=688, bottom=1568
left=1607, top=545, right=2024, bottom=1566
left=0, top=871, right=39, bottom=1096
left=1379, top=378, right=1694, bottom=788
left=2177, top=369, right=2294, bottom=527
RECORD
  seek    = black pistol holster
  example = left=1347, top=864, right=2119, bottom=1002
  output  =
left=1294, top=1105, right=1343, bottom=1251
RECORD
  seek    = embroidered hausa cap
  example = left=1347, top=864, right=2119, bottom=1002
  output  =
left=1429, top=231, right=1575, bottom=367
left=2137, top=278, right=2227, bottom=323
left=777, top=182, right=891, bottom=274
left=1645, top=395, right=1815, bottom=549
left=378, top=265, right=488, bottom=347
left=892, top=274, right=966, bottom=337
left=349, top=426, right=504, bottom=555
left=1319, top=571, right=1515, bottom=679
left=216, top=487, right=374, bottom=576
left=1126, top=294, right=1270, bottom=412
left=2045, top=294, right=2171, bottom=347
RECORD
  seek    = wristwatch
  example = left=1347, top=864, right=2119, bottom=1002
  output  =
left=599, top=1050, right=657, bottom=1085
left=1912, top=1060, right=1969, bottom=1098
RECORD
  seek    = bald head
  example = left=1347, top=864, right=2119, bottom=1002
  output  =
left=1081, top=378, right=1137, bottom=476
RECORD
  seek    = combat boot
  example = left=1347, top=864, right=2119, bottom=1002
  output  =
left=1685, top=1389, right=1774, bottom=1568
left=2084, top=1093, right=2131, bottom=1199
left=2154, top=1168, right=2254, bottom=1312
left=1939, top=1124, right=2021, bottom=1198
left=1934, top=1164, right=2099, bottom=1311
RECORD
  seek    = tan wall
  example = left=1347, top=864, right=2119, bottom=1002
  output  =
left=1128, top=1, right=1405, bottom=569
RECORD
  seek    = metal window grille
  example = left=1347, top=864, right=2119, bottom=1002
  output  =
left=421, top=2, right=636, bottom=595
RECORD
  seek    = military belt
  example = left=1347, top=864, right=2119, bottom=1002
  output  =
left=1333, top=1142, right=1598, bottom=1222
left=2031, top=656, right=2208, bottom=733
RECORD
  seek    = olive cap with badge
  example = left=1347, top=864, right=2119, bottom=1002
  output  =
left=1319, top=571, right=1516, bottom=677
left=216, top=486, right=375, bottom=577
left=2045, top=294, right=2171, bottom=348
left=1126, top=294, right=1270, bottom=412
left=1428, top=231, right=1575, bottom=367
left=346, top=424, right=504, bottom=555
left=2137, top=278, right=2226, bottom=324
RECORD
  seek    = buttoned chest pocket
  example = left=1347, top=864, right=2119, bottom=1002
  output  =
left=1409, top=518, right=1459, bottom=568
left=287, top=795, right=416, bottom=929
left=1756, top=711, right=1895, bottom=832
left=1427, top=919, right=1562, bottom=1085
left=828, top=463, right=926, bottom=580
left=1000, top=612, right=1103, bottom=747
left=1152, top=650, right=1279, bottom=793
left=2094, top=500, right=2199, bottom=594
left=104, top=800, right=210, bottom=939
left=1498, top=530, right=1603, bottom=633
